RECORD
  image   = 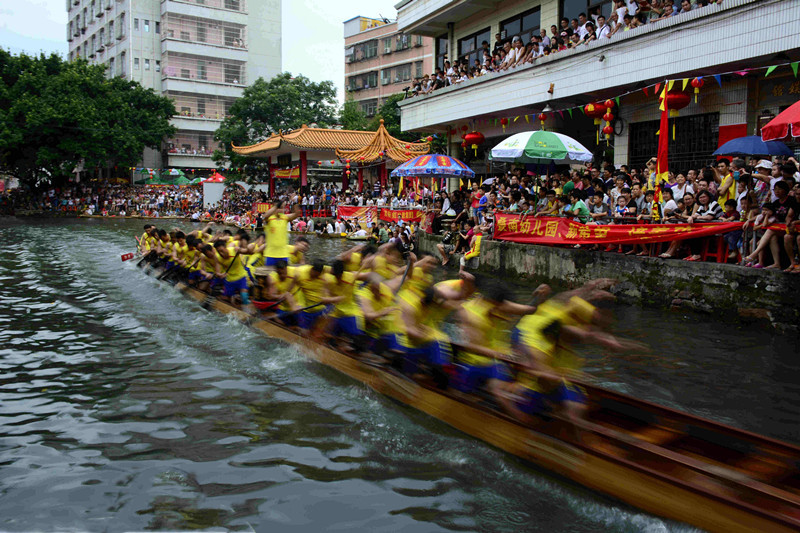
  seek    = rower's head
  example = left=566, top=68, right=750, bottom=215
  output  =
left=175, top=231, right=186, bottom=244
left=458, top=271, right=476, bottom=298
left=275, top=259, right=288, bottom=278
left=484, top=282, right=510, bottom=306
left=332, top=259, right=345, bottom=279
left=199, top=244, right=215, bottom=258
left=222, top=229, right=233, bottom=237
left=295, top=237, right=310, bottom=253
left=186, top=236, right=197, bottom=249
left=238, top=233, right=250, bottom=245
left=310, top=260, right=325, bottom=278
left=212, top=239, right=228, bottom=254
left=421, top=286, right=436, bottom=307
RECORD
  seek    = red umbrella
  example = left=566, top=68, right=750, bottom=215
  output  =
left=761, top=100, right=800, bottom=141
left=201, top=172, right=226, bottom=183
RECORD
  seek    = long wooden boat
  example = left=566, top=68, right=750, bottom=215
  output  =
left=143, top=266, right=800, bottom=532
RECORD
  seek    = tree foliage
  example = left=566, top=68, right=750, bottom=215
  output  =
left=213, top=73, right=338, bottom=167
left=339, top=97, right=369, bottom=131
left=0, top=50, right=176, bottom=185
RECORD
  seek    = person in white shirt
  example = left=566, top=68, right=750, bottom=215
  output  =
left=335, top=220, right=346, bottom=233
left=540, top=29, right=550, bottom=48
left=325, top=222, right=334, bottom=233
left=306, top=218, right=315, bottom=232
left=576, top=13, right=589, bottom=39
left=499, top=41, right=516, bottom=70
left=596, top=15, right=611, bottom=39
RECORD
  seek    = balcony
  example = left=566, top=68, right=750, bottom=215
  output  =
left=161, top=37, right=247, bottom=62
left=398, top=0, right=800, bottom=131
left=395, top=0, right=496, bottom=35
left=171, top=115, right=224, bottom=132
left=161, top=0, right=247, bottom=25
left=161, top=77, right=245, bottom=98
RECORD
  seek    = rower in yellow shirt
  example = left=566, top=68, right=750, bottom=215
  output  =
left=212, top=238, right=252, bottom=307
left=295, top=260, right=337, bottom=331
left=288, top=237, right=310, bottom=265
left=359, top=273, right=402, bottom=355
left=323, top=260, right=370, bottom=343
left=265, top=259, right=302, bottom=325
left=263, top=201, right=301, bottom=266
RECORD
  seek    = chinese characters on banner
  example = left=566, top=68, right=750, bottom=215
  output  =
left=378, top=209, right=423, bottom=223
left=337, top=206, right=378, bottom=229
left=493, top=214, right=744, bottom=245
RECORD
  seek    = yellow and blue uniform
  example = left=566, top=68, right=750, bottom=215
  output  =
left=264, top=214, right=289, bottom=265
left=288, top=245, right=304, bottom=265
left=345, top=252, right=363, bottom=272
left=295, top=265, right=330, bottom=329
left=397, top=266, right=433, bottom=305
left=325, top=271, right=364, bottom=337
left=244, top=248, right=265, bottom=286
left=216, top=245, right=248, bottom=298
left=511, top=297, right=594, bottom=414
left=268, top=266, right=300, bottom=324
left=396, top=292, right=452, bottom=376
left=454, top=298, right=513, bottom=393
left=371, top=254, right=399, bottom=280
left=359, top=282, right=402, bottom=353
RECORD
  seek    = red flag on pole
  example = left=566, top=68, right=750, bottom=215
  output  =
left=654, top=82, right=669, bottom=215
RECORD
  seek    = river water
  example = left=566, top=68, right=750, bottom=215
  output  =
left=1, top=217, right=799, bottom=532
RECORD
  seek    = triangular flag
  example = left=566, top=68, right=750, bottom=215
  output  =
left=656, top=129, right=660, bottom=136
left=643, top=87, right=649, bottom=96
left=654, top=82, right=661, bottom=94
left=524, top=115, right=530, bottom=123
left=667, top=80, right=675, bottom=91
left=682, top=78, right=690, bottom=90
left=399, top=177, right=404, bottom=194
left=735, top=71, right=748, bottom=77
left=558, top=110, right=564, bottom=119
left=792, top=62, right=799, bottom=78
left=615, top=96, right=620, bottom=107
left=713, top=74, right=722, bottom=86
left=765, top=65, right=778, bottom=78
left=567, top=108, right=573, bottom=118
left=494, top=119, right=497, bottom=126
left=513, top=116, right=519, bottom=122
left=579, top=106, right=585, bottom=114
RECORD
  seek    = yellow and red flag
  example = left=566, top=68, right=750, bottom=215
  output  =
left=654, top=82, right=670, bottom=212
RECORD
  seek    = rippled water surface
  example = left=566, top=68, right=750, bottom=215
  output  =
left=1, top=217, right=799, bottom=532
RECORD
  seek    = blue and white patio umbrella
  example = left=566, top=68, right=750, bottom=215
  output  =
left=390, top=154, right=475, bottom=178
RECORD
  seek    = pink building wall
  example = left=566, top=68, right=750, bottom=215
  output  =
left=344, top=21, right=434, bottom=114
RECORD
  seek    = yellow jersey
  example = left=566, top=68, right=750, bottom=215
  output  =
left=359, top=282, right=398, bottom=338
left=267, top=267, right=299, bottom=311
left=215, top=245, right=246, bottom=282
left=324, top=271, right=361, bottom=318
left=288, top=245, right=304, bottom=265
left=371, top=254, right=399, bottom=280
left=295, top=265, right=327, bottom=306
left=265, top=214, right=289, bottom=258
left=460, top=297, right=508, bottom=366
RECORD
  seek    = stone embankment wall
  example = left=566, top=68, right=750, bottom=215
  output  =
left=417, top=233, right=800, bottom=332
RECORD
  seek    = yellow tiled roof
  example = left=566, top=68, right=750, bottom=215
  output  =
left=232, top=121, right=430, bottom=164
left=232, top=125, right=377, bottom=155
left=336, top=120, right=429, bottom=163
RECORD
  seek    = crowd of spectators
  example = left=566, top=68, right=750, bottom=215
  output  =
left=409, top=0, right=725, bottom=96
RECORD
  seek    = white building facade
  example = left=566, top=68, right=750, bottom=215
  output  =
left=395, top=0, right=800, bottom=175
left=67, top=0, right=281, bottom=171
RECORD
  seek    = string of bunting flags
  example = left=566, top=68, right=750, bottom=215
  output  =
left=446, top=60, right=800, bottom=135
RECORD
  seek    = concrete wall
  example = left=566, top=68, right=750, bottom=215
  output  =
left=417, top=232, right=800, bottom=332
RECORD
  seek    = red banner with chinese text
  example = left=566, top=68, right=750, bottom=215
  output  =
left=493, top=214, right=744, bottom=245
left=253, top=202, right=273, bottom=213
left=378, top=208, right=423, bottom=223
left=337, top=205, right=378, bottom=229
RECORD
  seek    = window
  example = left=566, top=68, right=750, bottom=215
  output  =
left=155, top=22, right=160, bottom=34
left=108, top=57, right=114, bottom=77
left=90, top=35, right=96, bottom=54
left=197, top=23, right=206, bottom=42
left=198, top=135, right=208, bottom=148
left=107, top=21, right=113, bottom=43
left=364, top=40, right=377, bottom=59
left=347, top=77, right=356, bottom=91
left=415, top=35, right=423, bottom=47
left=629, top=113, right=720, bottom=172
left=144, top=58, right=150, bottom=70
left=180, top=31, right=190, bottom=40
left=181, top=68, right=190, bottom=78
left=224, top=0, right=240, bottom=10
left=197, top=99, right=205, bottom=115
left=383, top=37, right=392, bottom=54
left=197, top=61, right=206, bottom=80
left=155, top=60, right=160, bottom=72
left=144, top=20, right=149, bottom=32
left=134, top=57, right=139, bottom=69
left=396, top=64, right=411, bottom=82
left=134, top=18, right=139, bottom=31
left=501, top=7, right=541, bottom=45
left=224, top=64, right=240, bottom=83
left=457, top=27, right=490, bottom=68
left=98, top=29, right=104, bottom=47
left=415, top=61, right=423, bottom=79
left=396, top=34, right=409, bottom=52
left=223, top=27, right=240, bottom=46
left=435, top=33, right=448, bottom=71
left=381, top=69, right=391, bottom=85
left=361, top=100, right=378, bottom=117
left=119, top=51, right=126, bottom=76
left=117, top=13, right=125, bottom=39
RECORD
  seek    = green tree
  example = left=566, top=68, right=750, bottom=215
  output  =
left=0, top=51, right=175, bottom=186
left=213, top=73, right=338, bottom=168
left=339, top=97, right=368, bottom=131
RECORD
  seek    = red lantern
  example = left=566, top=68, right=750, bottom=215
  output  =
left=603, top=112, right=614, bottom=122
left=345, top=159, right=350, bottom=163
left=461, top=125, right=468, bottom=132
left=346, top=163, right=350, bottom=169
left=449, top=128, right=457, bottom=136
left=360, top=156, right=365, bottom=160
left=346, top=170, right=351, bottom=175
left=405, top=151, right=411, bottom=156
left=461, top=133, right=466, bottom=139
left=605, top=99, right=615, bottom=109
left=660, top=89, right=691, bottom=139
left=426, top=136, right=433, bottom=142
left=405, top=144, right=410, bottom=149
left=500, top=117, right=509, bottom=131
left=690, top=77, right=705, bottom=103
left=584, top=102, right=607, bottom=125
left=464, top=131, right=485, bottom=156
left=330, top=160, right=335, bottom=164
left=602, top=125, right=614, bottom=139
left=317, top=161, right=322, bottom=166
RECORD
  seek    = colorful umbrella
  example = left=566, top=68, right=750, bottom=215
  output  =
left=390, top=154, right=475, bottom=178
left=189, top=177, right=203, bottom=185
left=166, top=168, right=186, bottom=177
left=201, top=172, right=226, bottom=183
left=713, top=135, right=792, bottom=157
left=761, top=100, right=800, bottom=141
left=490, top=131, right=593, bottom=164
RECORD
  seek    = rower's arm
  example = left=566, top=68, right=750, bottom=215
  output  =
left=336, top=244, right=364, bottom=262
left=401, top=302, right=430, bottom=343
left=285, top=203, right=302, bottom=221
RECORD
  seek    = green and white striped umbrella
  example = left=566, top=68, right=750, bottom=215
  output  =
left=490, top=131, right=593, bottom=164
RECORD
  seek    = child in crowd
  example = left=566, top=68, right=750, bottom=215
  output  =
left=721, top=199, right=742, bottom=260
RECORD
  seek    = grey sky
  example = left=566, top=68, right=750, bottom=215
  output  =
left=0, top=0, right=399, bottom=103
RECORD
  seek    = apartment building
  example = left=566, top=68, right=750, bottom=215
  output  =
left=344, top=16, right=434, bottom=117
left=395, top=0, right=800, bottom=173
left=67, top=0, right=281, bottom=171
